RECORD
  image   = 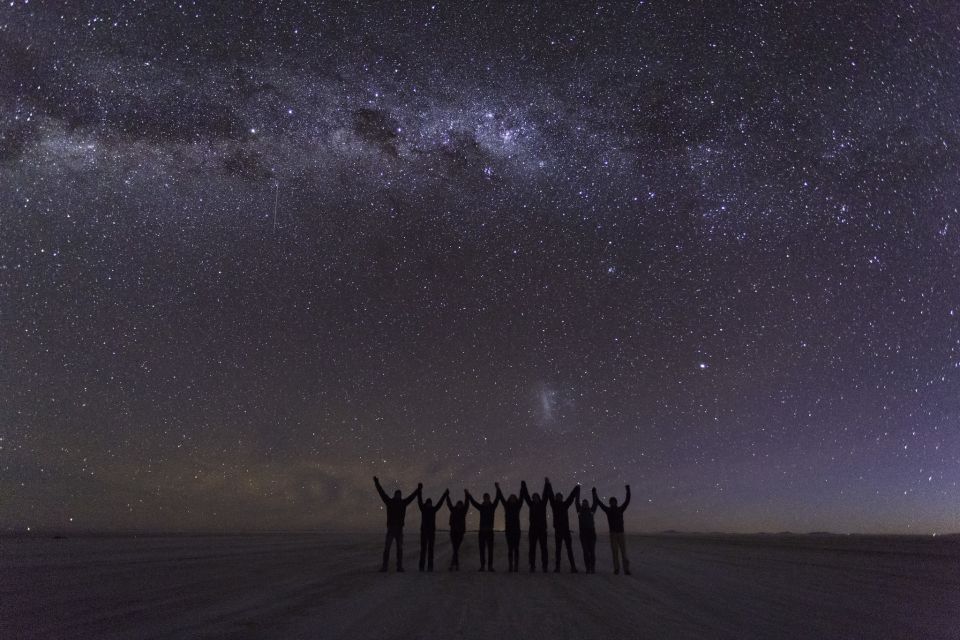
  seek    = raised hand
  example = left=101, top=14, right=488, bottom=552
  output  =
left=373, top=476, right=379, bottom=483
left=494, top=482, right=500, bottom=489
left=418, top=482, right=423, bottom=490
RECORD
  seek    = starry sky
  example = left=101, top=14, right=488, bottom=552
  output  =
left=3, top=1, right=959, bottom=535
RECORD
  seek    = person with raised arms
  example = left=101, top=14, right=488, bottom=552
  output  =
left=373, top=476, right=421, bottom=572
left=520, top=478, right=550, bottom=572
left=496, top=482, right=524, bottom=572
left=593, top=485, right=632, bottom=575
left=575, top=494, right=599, bottom=573
left=466, top=486, right=502, bottom=571
left=544, top=479, right=580, bottom=573
left=445, top=491, right=470, bottom=571
left=417, top=487, right=449, bottom=572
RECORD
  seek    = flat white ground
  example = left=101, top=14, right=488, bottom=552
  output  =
left=2, top=532, right=958, bottom=639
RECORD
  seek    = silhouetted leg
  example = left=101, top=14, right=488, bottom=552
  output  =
left=395, top=529, right=404, bottom=571
left=563, top=531, right=577, bottom=572
left=503, top=533, right=508, bottom=571
left=507, top=531, right=520, bottom=571
left=528, top=531, right=537, bottom=570
left=419, top=532, right=427, bottom=571
left=591, top=533, right=597, bottom=571
left=489, top=531, right=495, bottom=569
left=503, top=533, right=511, bottom=571
left=618, top=534, right=630, bottom=574
left=478, top=532, right=487, bottom=570
left=427, top=532, right=435, bottom=570
left=610, top=532, right=621, bottom=574
left=381, top=529, right=393, bottom=571
left=539, top=531, right=548, bottom=569
left=553, top=530, right=562, bottom=571
left=485, top=531, right=495, bottom=570
left=584, top=532, right=596, bottom=572
left=451, top=531, right=463, bottom=569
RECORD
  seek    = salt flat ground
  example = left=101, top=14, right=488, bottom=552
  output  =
left=2, top=532, right=958, bottom=639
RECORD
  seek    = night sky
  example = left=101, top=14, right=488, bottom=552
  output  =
left=3, top=1, right=959, bottom=535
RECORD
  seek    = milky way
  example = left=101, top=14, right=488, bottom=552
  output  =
left=3, top=1, right=960, bottom=533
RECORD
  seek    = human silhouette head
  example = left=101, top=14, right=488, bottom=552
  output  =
left=425, top=498, right=432, bottom=506
left=610, top=497, right=618, bottom=507
left=482, top=492, right=491, bottom=503
left=532, top=493, right=541, bottom=504
left=455, top=500, right=464, bottom=508
left=508, top=494, right=517, bottom=504
left=393, top=490, right=402, bottom=500
left=581, top=499, right=590, bottom=510
left=555, top=491, right=564, bottom=502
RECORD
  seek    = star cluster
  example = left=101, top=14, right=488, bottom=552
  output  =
left=2, top=0, right=959, bottom=533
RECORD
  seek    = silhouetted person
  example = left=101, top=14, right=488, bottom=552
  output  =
left=593, top=485, right=631, bottom=575
left=575, top=497, right=598, bottom=573
left=373, top=476, right=420, bottom=572
left=520, top=478, right=550, bottom=572
left=467, top=487, right=501, bottom=571
left=496, top=482, right=523, bottom=572
left=445, top=491, right=470, bottom=570
left=544, top=479, right=580, bottom=573
left=417, top=488, right=449, bottom=572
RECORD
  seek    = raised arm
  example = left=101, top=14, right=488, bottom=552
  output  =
left=404, top=483, right=422, bottom=506
left=434, top=489, right=450, bottom=512
left=417, top=487, right=425, bottom=510
left=564, top=485, right=580, bottom=508
left=520, top=481, right=531, bottom=506
left=466, top=490, right=482, bottom=510
left=445, top=492, right=454, bottom=510
left=373, top=476, right=389, bottom=503
left=543, top=478, right=554, bottom=504
left=621, top=485, right=631, bottom=510
left=495, top=483, right=505, bottom=506
left=592, top=487, right=610, bottom=513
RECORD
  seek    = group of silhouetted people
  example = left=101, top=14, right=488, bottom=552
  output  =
left=373, top=476, right=632, bottom=575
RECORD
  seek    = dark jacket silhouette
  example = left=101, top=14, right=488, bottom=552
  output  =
left=467, top=489, right=501, bottom=570
left=544, top=480, right=580, bottom=531
left=377, top=480, right=419, bottom=528
left=520, top=480, right=549, bottom=532
left=520, top=479, right=550, bottom=571
left=544, top=480, right=580, bottom=572
left=576, top=497, right=597, bottom=532
left=575, top=498, right=598, bottom=573
left=497, top=484, right=523, bottom=572
left=447, top=493, right=469, bottom=532
left=418, top=490, right=449, bottom=532
left=374, top=477, right=420, bottom=572
left=417, top=489, right=448, bottom=572
left=594, top=485, right=632, bottom=574
left=467, top=491, right=501, bottom=530
left=594, top=486, right=630, bottom=532
left=445, top=492, right=470, bottom=570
